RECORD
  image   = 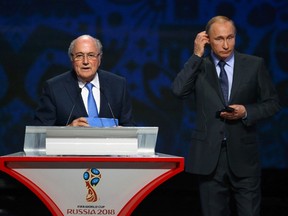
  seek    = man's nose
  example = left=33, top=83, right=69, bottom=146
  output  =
left=83, top=55, right=89, bottom=64
left=223, top=39, right=229, bottom=49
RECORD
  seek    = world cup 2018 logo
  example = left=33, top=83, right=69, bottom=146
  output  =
left=83, top=168, right=101, bottom=202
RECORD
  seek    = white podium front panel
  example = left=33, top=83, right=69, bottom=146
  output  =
left=0, top=153, right=184, bottom=216
left=13, top=166, right=168, bottom=215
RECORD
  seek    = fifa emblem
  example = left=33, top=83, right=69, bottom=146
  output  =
left=83, top=168, right=101, bottom=202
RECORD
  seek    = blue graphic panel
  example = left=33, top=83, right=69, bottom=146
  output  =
left=0, top=0, right=287, bottom=169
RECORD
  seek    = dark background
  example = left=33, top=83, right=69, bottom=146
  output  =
left=0, top=0, right=287, bottom=215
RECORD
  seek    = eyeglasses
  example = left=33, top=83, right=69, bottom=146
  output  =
left=72, top=52, right=101, bottom=61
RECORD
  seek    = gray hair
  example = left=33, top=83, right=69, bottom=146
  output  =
left=68, top=35, right=103, bottom=61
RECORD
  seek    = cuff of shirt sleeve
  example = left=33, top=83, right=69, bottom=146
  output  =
left=242, top=112, right=247, bottom=120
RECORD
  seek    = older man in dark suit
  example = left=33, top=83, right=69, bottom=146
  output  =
left=172, top=16, right=281, bottom=216
left=31, top=34, right=134, bottom=127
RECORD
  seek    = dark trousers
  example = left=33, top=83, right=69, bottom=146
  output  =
left=198, top=142, right=261, bottom=216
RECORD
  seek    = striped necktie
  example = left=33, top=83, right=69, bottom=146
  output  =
left=218, top=60, right=229, bottom=105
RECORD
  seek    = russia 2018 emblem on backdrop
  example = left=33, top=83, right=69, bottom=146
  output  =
left=83, top=168, right=101, bottom=202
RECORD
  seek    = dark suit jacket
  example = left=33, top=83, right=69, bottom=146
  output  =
left=172, top=52, right=281, bottom=177
left=30, top=69, right=134, bottom=126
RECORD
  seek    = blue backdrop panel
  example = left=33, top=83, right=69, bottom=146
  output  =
left=0, top=0, right=287, bottom=169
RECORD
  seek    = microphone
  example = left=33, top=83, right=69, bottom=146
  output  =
left=95, top=86, right=118, bottom=127
left=107, top=100, right=118, bottom=127
left=65, top=87, right=83, bottom=126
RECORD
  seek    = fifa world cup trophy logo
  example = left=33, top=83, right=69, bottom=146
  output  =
left=83, top=168, right=101, bottom=202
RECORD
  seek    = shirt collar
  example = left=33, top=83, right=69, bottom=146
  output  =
left=78, top=73, right=100, bottom=89
left=211, top=52, right=234, bottom=67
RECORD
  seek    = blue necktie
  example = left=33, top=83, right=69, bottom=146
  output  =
left=85, top=83, right=98, bottom=117
left=218, top=60, right=229, bottom=105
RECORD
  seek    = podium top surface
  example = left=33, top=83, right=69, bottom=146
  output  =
left=25, top=126, right=158, bottom=136
left=1, top=152, right=184, bottom=167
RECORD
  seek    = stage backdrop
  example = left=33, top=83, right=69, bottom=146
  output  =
left=0, top=0, right=287, bottom=169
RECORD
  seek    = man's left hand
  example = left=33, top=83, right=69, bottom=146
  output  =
left=220, top=104, right=246, bottom=120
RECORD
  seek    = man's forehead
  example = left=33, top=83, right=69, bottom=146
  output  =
left=73, top=40, right=98, bottom=52
left=210, top=22, right=235, bottom=35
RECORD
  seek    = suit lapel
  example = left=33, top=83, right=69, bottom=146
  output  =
left=63, top=71, right=87, bottom=117
left=205, top=57, right=226, bottom=105
left=229, top=52, right=245, bottom=102
left=97, top=70, right=110, bottom=117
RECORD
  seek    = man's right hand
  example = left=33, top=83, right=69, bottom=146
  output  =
left=68, top=117, right=89, bottom=127
left=194, top=31, right=209, bottom=57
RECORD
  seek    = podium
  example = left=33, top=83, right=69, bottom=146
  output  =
left=0, top=127, right=184, bottom=216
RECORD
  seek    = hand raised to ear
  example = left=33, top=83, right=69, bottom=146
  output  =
left=194, top=31, right=209, bottom=57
